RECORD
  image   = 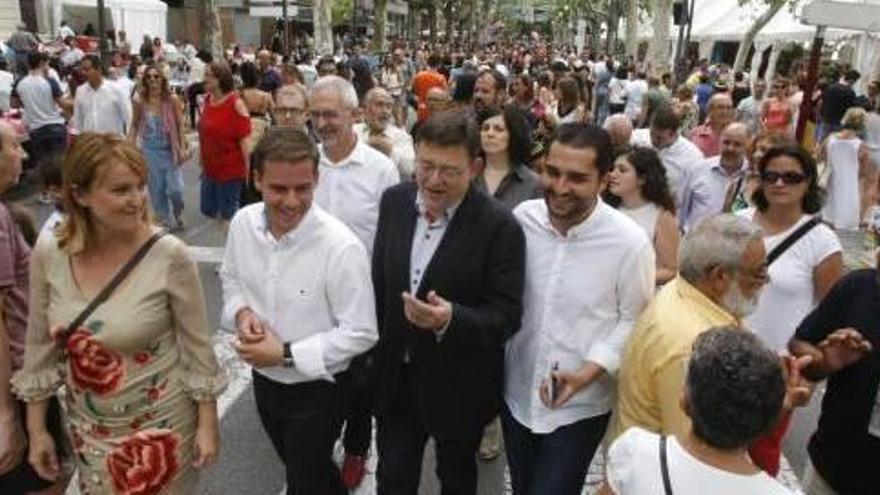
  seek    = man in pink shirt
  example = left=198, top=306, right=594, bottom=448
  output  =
left=688, top=93, right=734, bottom=157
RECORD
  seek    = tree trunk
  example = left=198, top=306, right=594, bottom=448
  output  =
left=648, top=0, right=673, bottom=73
left=444, top=1, right=455, bottom=44
left=625, top=0, right=639, bottom=57
left=429, top=3, right=438, bottom=44
left=197, top=0, right=223, bottom=62
left=372, top=0, right=388, bottom=52
left=733, top=0, right=785, bottom=73
left=313, top=0, right=333, bottom=56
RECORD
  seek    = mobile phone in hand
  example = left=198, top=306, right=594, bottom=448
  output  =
left=547, top=362, right=559, bottom=406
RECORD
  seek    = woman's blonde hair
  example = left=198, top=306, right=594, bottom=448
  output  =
left=57, top=133, right=151, bottom=254
left=841, top=107, right=867, bottom=131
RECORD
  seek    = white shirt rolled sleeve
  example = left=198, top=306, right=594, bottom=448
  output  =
left=220, top=203, right=378, bottom=384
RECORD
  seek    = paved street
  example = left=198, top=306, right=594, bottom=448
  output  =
left=11, top=138, right=830, bottom=494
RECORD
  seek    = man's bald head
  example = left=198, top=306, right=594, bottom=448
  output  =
left=426, top=87, right=451, bottom=115
left=604, top=114, right=633, bottom=149
left=720, top=122, right=750, bottom=166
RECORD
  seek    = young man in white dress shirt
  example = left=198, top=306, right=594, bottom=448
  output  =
left=222, top=128, right=378, bottom=495
left=355, top=87, right=416, bottom=180
left=309, top=75, right=398, bottom=487
left=72, top=55, right=131, bottom=137
left=631, top=105, right=705, bottom=209
left=504, top=123, right=655, bottom=494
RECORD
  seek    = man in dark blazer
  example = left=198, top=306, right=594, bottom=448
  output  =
left=371, top=110, right=526, bottom=494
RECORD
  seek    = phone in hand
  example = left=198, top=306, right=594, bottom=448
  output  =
left=547, top=362, right=560, bottom=406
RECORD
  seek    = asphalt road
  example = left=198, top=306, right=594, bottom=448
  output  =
left=11, top=140, right=818, bottom=494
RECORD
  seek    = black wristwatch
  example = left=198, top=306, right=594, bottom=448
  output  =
left=282, top=342, right=295, bottom=368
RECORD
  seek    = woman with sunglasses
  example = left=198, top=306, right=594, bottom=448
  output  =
left=129, top=65, right=188, bottom=231
left=739, top=145, right=843, bottom=475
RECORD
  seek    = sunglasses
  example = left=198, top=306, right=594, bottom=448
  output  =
left=761, top=171, right=807, bottom=185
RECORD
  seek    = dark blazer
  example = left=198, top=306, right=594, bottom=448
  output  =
left=371, top=181, right=526, bottom=439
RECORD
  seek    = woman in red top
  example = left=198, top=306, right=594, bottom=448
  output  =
left=198, top=61, right=251, bottom=229
left=761, top=77, right=795, bottom=136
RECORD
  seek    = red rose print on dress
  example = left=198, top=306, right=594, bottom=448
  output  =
left=67, top=328, right=125, bottom=396
left=106, top=429, right=180, bottom=495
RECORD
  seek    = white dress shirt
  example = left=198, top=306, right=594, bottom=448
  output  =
left=410, top=192, right=459, bottom=294
left=316, top=136, right=399, bottom=255
left=220, top=203, right=378, bottom=384
left=354, top=122, right=416, bottom=180
left=72, top=79, right=131, bottom=136
left=632, top=129, right=705, bottom=208
left=680, top=156, right=749, bottom=231
left=505, top=199, right=655, bottom=433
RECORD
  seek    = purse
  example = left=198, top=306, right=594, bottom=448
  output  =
left=56, top=232, right=166, bottom=353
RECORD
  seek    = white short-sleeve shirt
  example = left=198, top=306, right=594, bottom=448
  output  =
left=607, top=428, right=794, bottom=495
left=741, top=210, right=842, bottom=351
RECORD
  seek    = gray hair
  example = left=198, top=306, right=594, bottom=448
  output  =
left=679, top=215, right=762, bottom=284
left=309, top=75, right=359, bottom=110
left=687, top=326, right=785, bottom=449
left=603, top=113, right=632, bottom=132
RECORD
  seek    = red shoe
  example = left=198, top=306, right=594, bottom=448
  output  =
left=341, top=453, right=367, bottom=489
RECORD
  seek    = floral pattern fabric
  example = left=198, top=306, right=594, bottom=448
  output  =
left=12, top=232, right=226, bottom=494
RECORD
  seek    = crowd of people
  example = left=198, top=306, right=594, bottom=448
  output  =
left=1, top=24, right=880, bottom=495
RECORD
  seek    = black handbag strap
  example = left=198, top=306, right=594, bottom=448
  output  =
left=60, top=232, right=165, bottom=346
left=660, top=435, right=673, bottom=495
left=766, top=217, right=821, bottom=266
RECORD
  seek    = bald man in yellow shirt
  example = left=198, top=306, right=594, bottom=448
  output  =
left=612, top=215, right=769, bottom=441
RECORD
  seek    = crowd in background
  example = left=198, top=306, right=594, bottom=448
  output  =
left=0, top=19, right=879, bottom=495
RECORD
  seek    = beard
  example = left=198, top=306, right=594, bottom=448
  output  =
left=721, top=283, right=760, bottom=318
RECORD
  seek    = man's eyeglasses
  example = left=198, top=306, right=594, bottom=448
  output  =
left=277, top=107, right=305, bottom=117
left=418, top=163, right=466, bottom=179
left=761, top=171, right=807, bottom=185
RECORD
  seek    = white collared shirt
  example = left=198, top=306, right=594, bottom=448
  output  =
left=72, top=79, right=132, bottom=136
left=220, top=203, right=378, bottom=384
left=505, top=199, right=655, bottom=433
left=631, top=129, right=705, bottom=207
left=354, top=122, right=416, bottom=180
left=316, top=136, right=399, bottom=255
left=410, top=192, right=460, bottom=294
left=680, top=156, right=749, bottom=231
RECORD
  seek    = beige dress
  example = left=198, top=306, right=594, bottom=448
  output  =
left=12, top=232, right=226, bottom=495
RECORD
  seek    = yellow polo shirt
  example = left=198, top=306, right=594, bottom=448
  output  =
left=612, top=277, right=738, bottom=441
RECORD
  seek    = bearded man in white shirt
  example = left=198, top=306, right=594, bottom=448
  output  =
left=503, top=123, right=655, bottom=494
left=309, top=75, right=399, bottom=488
left=355, top=87, right=415, bottom=180
left=223, top=128, right=378, bottom=495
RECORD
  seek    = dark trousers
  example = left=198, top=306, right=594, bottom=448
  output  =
left=376, top=367, right=483, bottom=495
left=186, top=82, right=206, bottom=128
left=342, top=357, right=372, bottom=456
left=501, top=404, right=610, bottom=495
left=252, top=370, right=348, bottom=495
left=0, top=398, right=63, bottom=493
left=27, top=123, right=66, bottom=172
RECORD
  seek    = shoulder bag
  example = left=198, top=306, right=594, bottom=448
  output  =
left=766, top=217, right=822, bottom=266
left=660, top=434, right=673, bottom=495
left=57, top=232, right=166, bottom=354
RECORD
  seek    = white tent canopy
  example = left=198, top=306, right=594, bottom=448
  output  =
left=45, top=0, right=167, bottom=47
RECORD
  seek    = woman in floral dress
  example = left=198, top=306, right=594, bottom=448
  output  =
left=12, top=133, right=226, bottom=494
